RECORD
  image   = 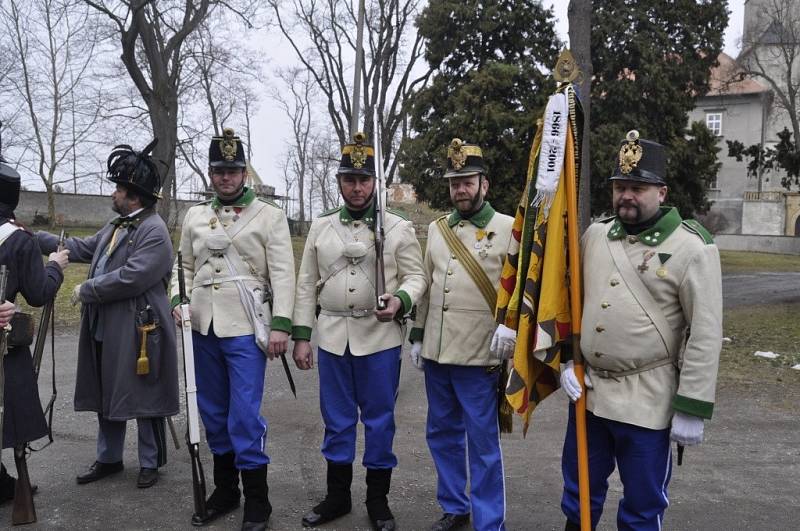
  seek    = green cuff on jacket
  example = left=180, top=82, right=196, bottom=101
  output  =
left=394, top=290, right=412, bottom=315
left=672, top=394, right=714, bottom=419
left=271, top=316, right=292, bottom=334
left=409, top=327, right=424, bottom=343
left=170, top=295, right=182, bottom=309
left=292, top=325, right=312, bottom=341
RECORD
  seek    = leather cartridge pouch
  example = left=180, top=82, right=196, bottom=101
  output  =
left=7, top=312, right=35, bottom=347
left=343, top=241, right=368, bottom=264
left=206, top=234, right=231, bottom=255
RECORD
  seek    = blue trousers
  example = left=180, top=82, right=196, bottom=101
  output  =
left=561, top=404, right=672, bottom=531
left=318, top=345, right=400, bottom=469
left=96, top=416, right=167, bottom=468
left=193, top=328, right=268, bottom=470
left=424, top=361, right=506, bottom=531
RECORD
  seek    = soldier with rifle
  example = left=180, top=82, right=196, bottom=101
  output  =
left=0, top=125, right=69, bottom=520
left=292, top=132, right=426, bottom=530
left=37, top=139, right=180, bottom=490
left=171, top=128, right=296, bottom=531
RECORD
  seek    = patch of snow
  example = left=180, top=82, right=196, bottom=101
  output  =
left=791, top=364, right=800, bottom=371
left=753, top=351, right=779, bottom=359
left=722, top=337, right=732, bottom=343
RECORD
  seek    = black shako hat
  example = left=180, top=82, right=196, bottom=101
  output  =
left=338, top=132, right=376, bottom=177
left=107, top=138, right=162, bottom=200
left=0, top=121, right=21, bottom=210
left=444, top=138, right=486, bottom=178
left=609, top=130, right=667, bottom=185
left=209, top=128, right=247, bottom=169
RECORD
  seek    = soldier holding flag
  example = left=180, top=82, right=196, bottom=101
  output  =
left=171, top=128, right=295, bottom=531
left=560, top=131, right=723, bottom=530
left=292, top=132, right=426, bottom=530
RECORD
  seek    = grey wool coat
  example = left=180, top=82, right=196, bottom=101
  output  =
left=37, top=209, right=179, bottom=421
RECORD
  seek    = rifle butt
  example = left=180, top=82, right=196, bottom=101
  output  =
left=189, top=444, right=208, bottom=520
left=11, top=446, right=36, bottom=525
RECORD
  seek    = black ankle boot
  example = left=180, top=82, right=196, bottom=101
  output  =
left=0, top=463, right=16, bottom=505
left=301, top=461, right=353, bottom=528
left=191, top=452, right=240, bottom=526
left=565, top=520, right=582, bottom=531
left=365, top=468, right=395, bottom=531
left=241, top=465, right=271, bottom=531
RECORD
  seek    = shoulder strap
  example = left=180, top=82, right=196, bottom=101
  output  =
left=0, top=220, right=22, bottom=248
left=606, top=237, right=677, bottom=358
left=435, top=217, right=496, bottom=312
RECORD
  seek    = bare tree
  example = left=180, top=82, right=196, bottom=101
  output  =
left=739, top=0, right=800, bottom=151
left=269, top=0, right=431, bottom=184
left=273, top=67, right=316, bottom=221
left=0, top=0, right=102, bottom=226
left=177, top=21, right=265, bottom=195
left=83, top=0, right=259, bottom=220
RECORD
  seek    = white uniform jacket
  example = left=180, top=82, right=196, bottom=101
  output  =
left=170, top=188, right=296, bottom=337
left=292, top=204, right=426, bottom=356
left=410, top=203, right=513, bottom=366
left=580, top=207, right=723, bottom=430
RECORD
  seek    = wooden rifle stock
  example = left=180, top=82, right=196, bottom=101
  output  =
left=372, top=111, right=387, bottom=310
left=11, top=446, right=36, bottom=525
left=177, top=252, right=208, bottom=521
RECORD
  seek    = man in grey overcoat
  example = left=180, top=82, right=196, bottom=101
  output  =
left=37, top=140, right=179, bottom=489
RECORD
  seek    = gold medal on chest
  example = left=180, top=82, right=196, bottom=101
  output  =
left=209, top=217, right=218, bottom=229
left=656, top=266, right=668, bottom=278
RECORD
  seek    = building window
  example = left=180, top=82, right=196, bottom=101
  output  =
left=706, top=112, right=722, bottom=136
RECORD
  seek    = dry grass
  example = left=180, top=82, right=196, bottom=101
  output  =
left=720, top=250, right=800, bottom=274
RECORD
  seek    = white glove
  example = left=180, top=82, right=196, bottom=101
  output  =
left=559, top=360, right=593, bottom=402
left=71, top=283, right=83, bottom=306
left=490, top=324, right=516, bottom=360
left=409, top=341, right=424, bottom=370
left=670, top=411, right=704, bottom=446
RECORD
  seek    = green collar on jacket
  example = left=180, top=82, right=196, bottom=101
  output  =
left=447, top=201, right=495, bottom=228
left=606, top=206, right=682, bottom=246
left=339, top=202, right=376, bottom=225
left=211, top=187, right=256, bottom=210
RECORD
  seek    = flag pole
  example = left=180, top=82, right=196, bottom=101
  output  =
left=561, top=79, right=591, bottom=530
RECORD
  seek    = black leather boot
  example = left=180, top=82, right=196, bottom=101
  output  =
left=565, top=520, right=581, bottom=531
left=365, top=468, right=395, bottom=531
left=301, top=461, right=353, bottom=528
left=241, top=465, right=271, bottom=531
left=191, top=452, right=240, bottom=526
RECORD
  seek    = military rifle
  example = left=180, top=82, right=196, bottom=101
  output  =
left=177, top=252, right=208, bottom=523
left=32, top=229, right=65, bottom=377
left=372, top=110, right=387, bottom=311
left=0, top=265, right=8, bottom=464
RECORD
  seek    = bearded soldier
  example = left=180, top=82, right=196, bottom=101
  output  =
left=171, top=128, right=295, bottom=531
left=0, top=127, right=69, bottom=503
left=292, top=132, right=426, bottom=531
left=37, top=140, right=179, bottom=489
left=560, top=131, right=722, bottom=530
left=409, top=140, right=513, bottom=531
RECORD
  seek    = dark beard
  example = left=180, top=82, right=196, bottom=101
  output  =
left=456, top=191, right=484, bottom=217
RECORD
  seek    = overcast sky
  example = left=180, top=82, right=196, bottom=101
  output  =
left=251, top=1, right=746, bottom=192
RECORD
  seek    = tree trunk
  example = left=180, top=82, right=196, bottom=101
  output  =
left=569, top=0, right=593, bottom=234
left=149, top=99, right=178, bottom=222
left=46, top=183, right=56, bottom=228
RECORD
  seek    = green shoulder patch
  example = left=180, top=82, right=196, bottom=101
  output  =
left=387, top=207, right=409, bottom=220
left=319, top=206, right=342, bottom=218
left=682, top=219, right=714, bottom=244
left=257, top=197, right=281, bottom=209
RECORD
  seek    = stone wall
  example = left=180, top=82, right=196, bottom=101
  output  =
left=741, top=195, right=785, bottom=235
left=14, top=191, right=311, bottom=234
left=715, top=234, right=800, bottom=255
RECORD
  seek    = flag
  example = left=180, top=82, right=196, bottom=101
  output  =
left=496, top=87, right=580, bottom=434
